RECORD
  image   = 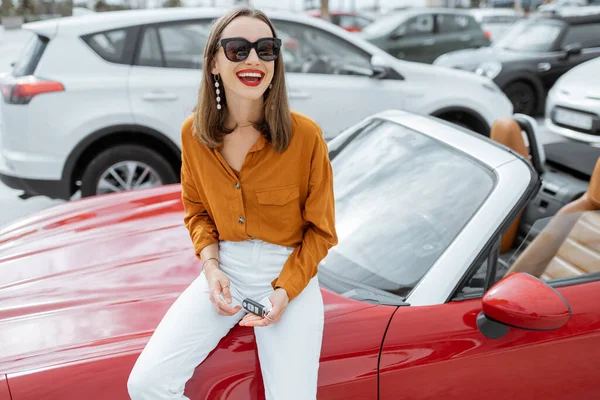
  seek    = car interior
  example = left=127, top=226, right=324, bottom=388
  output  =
left=465, top=115, right=598, bottom=293
left=277, top=22, right=373, bottom=76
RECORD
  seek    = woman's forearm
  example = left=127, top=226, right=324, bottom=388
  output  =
left=200, top=242, right=220, bottom=273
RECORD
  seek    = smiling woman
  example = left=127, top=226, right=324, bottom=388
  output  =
left=193, top=9, right=292, bottom=152
left=127, top=6, right=337, bottom=400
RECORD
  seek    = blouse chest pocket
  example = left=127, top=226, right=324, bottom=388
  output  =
left=255, top=184, right=302, bottom=237
left=256, top=184, right=300, bottom=206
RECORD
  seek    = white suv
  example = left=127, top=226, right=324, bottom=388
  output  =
left=0, top=7, right=513, bottom=199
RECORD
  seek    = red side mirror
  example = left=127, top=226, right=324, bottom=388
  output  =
left=477, top=273, right=571, bottom=339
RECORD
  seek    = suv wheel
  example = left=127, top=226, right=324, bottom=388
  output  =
left=505, top=81, right=536, bottom=116
left=80, top=144, right=177, bottom=197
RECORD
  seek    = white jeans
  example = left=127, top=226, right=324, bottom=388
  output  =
left=127, top=239, right=324, bottom=400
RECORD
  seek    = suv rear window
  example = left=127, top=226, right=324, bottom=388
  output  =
left=12, top=34, right=49, bottom=77
left=81, top=28, right=132, bottom=64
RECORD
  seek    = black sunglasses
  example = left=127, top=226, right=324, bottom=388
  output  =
left=216, top=37, right=282, bottom=62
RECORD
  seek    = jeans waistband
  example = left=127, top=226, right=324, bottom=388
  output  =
left=218, top=239, right=295, bottom=290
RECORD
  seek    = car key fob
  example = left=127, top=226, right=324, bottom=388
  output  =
left=242, top=297, right=272, bottom=318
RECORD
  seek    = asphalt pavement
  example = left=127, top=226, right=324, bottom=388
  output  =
left=0, top=26, right=567, bottom=228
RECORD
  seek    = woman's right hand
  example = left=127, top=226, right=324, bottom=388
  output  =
left=204, top=260, right=241, bottom=316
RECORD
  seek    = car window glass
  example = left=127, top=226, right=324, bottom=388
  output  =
left=158, top=23, right=210, bottom=69
left=493, top=20, right=563, bottom=52
left=437, top=14, right=471, bottom=33
left=337, top=14, right=356, bottom=28
left=336, top=14, right=371, bottom=29
left=138, top=27, right=163, bottom=67
left=136, top=21, right=210, bottom=69
left=273, top=21, right=371, bottom=75
left=355, top=16, right=373, bottom=29
left=503, top=211, right=600, bottom=285
left=361, top=14, right=404, bottom=37
left=396, top=15, right=434, bottom=36
left=321, top=120, right=496, bottom=298
left=12, top=34, right=47, bottom=77
left=457, top=257, right=491, bottom=296
left=561, top=23, right=600, bottom=49
left=84, top=29, right=127, bottom=64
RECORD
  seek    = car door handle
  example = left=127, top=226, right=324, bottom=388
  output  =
left=142, top=92, right=179, bottom=101
left=289, top=91, right=311, bottom=99
left=537, top=62, right=552, bottom=72
left=459, top=35, right=472, bottom=42
left=423, top=39, right=436, bottom=46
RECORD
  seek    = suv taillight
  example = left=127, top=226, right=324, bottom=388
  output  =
left=1, top=76, right=64, bottom=105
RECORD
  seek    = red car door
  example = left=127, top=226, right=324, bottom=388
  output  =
left=0, top=376, right=10, bottom=400
left=380, top=211, right=600, bottom=399
left=380, top=280, right=600, bottom=399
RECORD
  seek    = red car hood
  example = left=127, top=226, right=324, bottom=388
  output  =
left=0, top=185, right=373, bottom=375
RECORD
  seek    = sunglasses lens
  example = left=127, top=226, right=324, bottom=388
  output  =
left=222, top=39, right=280, bottom=62
left=224, top=40, right=250, bottom=62
left=257, top=39, right=279, bottom=61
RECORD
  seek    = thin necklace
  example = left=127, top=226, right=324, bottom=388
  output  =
left=237, top=122, right=253, bottom=128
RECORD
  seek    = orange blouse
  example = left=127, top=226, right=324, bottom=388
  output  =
left=180, top=111, right=338, bottom=301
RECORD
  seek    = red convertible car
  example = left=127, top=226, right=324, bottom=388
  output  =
left=1, top=110, right=599, bottom=399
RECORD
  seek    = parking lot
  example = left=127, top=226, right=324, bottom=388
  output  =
left=0, top=24, right=567, bottom=228
left=3, top=4, right=600, bottom=398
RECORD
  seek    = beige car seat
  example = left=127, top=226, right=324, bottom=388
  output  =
left=506, top=158, right=600, bottom=280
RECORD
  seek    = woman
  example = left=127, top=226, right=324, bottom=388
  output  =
left=127, top=7, right=338, bottom=400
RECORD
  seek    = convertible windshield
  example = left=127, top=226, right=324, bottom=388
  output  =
left=321, top=120, right=495, bottom=298
left=493, top=19, right=563, bottom=52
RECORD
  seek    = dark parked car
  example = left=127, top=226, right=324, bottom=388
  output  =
left=307, top=10, right=375, bottom=32
left=360, top=8, right=491, bottom=64
left=433, top=10, right=600, bottom=115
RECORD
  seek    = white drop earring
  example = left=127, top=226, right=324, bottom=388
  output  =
left=215, top=74, right=221, bottom=110
left=269, top=83, right=273, bottom=89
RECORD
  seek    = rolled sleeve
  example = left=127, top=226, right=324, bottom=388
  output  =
left=271, top=133, right=338, bottom=301
left=181, top=141, right=218, bottom=258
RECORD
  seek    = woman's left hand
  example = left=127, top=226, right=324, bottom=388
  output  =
left=239, top=288, right=289, bottom=327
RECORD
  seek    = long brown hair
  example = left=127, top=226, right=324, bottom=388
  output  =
left=192, top=7, right=292, bottom=152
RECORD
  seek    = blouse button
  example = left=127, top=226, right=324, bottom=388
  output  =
left=235, top=181, right=241, bottom=189
left=238, top=216, right=245, bottom=224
